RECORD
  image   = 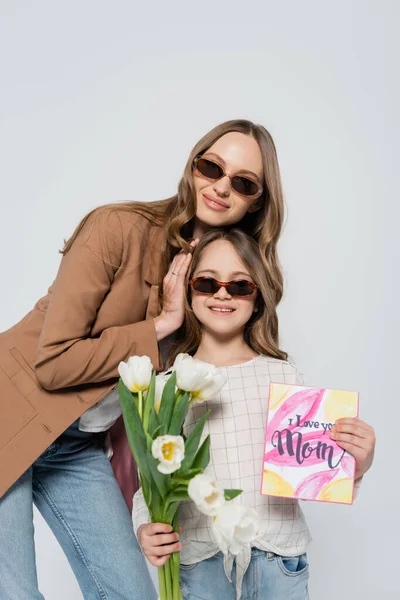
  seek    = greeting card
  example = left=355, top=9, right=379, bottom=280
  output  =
left=261, top=384, right=359, bottom=504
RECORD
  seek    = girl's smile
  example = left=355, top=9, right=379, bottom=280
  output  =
left=207, top=303, right=236, bottom=315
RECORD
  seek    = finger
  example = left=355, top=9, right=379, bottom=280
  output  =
left=164, top=255, right=181, bottom=288
left=146, top=532, right=179, bottom=547
left=334, top=418, right=373, bottom=433
left=150, top=554, right=171, bottom=567
left=331, top=440, right=369, bottom=460
left=145, top=523, right=173, bottom=535
left=163, top=269, right=173, bottom=287
left=175, top=239, right=198, bottom=260
left=331, top=423, right=370, bottom=439
left=166, top=256, right=180, bottom=279
left=168, top=252, right=192, bottom=280
left=166, top=254, right=186, bottom=281
left=181, top=238, right=199, bottom=253
left=174, top=249, right=192, bottom=270
left=167, top=242, right=196, bottom=277
left=330, top=431, right=367, bottom=449
left=178, top=251, right=193, bottom=276
left=147, top=541, right=182, bottom=556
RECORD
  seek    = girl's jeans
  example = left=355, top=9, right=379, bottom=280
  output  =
left=180, top=548, right=309, bottom=600
left=0, top=420, right=157, bottom=600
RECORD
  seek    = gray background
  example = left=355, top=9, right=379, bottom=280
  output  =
left=0, top=1, right=398, bottom=598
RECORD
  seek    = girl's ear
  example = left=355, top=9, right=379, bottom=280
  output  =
left=253, top=296, right=261, bottom=314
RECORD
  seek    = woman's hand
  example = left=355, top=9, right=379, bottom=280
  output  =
left=154, top=240, right=198, bottom=340
left=330, top=418, right=375, bottom=480
left=137, top=522, right=182, bottom=567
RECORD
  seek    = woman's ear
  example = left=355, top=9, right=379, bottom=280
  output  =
left=247, top=200, right=262, bottom=214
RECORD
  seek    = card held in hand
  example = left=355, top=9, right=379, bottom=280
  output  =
left=260, top=383, right=359, bottom=504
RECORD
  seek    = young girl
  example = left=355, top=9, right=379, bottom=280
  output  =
left=133, top=230, right=375, bottom=600
left=0, top=119, right=285, bottom=599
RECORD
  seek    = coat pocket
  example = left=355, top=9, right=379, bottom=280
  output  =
left=9, top=347, right=38, bottom=386
left=0, top=365, right=37, bottom=451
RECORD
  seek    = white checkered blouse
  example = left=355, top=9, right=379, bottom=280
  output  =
left=132, top=355, right=312, bottom=599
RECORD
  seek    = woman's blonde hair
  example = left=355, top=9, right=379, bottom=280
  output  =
left=167, top=229, right=288, bottom=366
left=62, top=119, right=286, bottom=337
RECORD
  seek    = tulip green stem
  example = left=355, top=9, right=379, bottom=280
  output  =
left=171, top=512, right=182, bottom=599
left=172, top=551, right=182, bottom=600
left=158, top=564, right=166, bottom=599
left=164, top=559, right=173, bottom=599
left=138, top=390, right=143, bottom=420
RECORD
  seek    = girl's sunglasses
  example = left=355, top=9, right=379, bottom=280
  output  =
left=193, top=156, right=264, bottom=199
left=189, top=277, right=258, bottom=297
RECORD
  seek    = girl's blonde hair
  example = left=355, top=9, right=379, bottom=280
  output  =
left=62, top=119, right=286, bottom=337
left=167, top=229, right=288, bottom=367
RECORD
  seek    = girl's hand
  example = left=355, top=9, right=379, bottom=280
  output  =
left=154, top=239, right=199, bottom=340
left=137, top=522, right=182, bottom=567
left=330, top=418, right=375, bottom=480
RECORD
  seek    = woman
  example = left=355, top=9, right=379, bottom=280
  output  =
left=0, top=119, right=284, bottom=599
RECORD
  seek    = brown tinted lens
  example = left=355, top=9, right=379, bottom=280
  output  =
left=231, top=176, right=260, bottom=197
left=226, top=280, right=255, bottom=296
left=195, top=158, right=224, bottom=180
left=192, top=278, right=220, bottom=294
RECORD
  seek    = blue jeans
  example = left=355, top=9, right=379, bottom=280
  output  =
left=180, top=548, right=309, bottom=600
left=0, top=420, right=157, bottom=600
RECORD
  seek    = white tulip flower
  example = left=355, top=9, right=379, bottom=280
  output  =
left=152, top=435, right=185, bottom=474
left=118, top=356, right=153, bottom=393
left=193, top=370, right=227, bottom=402
left=173, top=354, right=226, bottom=401
left=188, top=474, right=226, bottom=516
left=150, top=376, right=166, bottom=414
left=211, top=504, right=259, bottom=555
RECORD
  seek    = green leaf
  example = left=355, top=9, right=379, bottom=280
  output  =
left=164, top=501, right=179, bottom=524
left=140, top=474, right=152, bottom=507
left=158, top=372, right=177, bottom=434
left=177, top=410, right=210, bottom=473
left=146, top=432, right=153, bottom=452
left=170, top=486, right=188, bottom=496
left=191, top=435, right=210, bottom=471
left=148, top=406, right=160, bottom=438
left=148, top=485, right=163, bottom=523
left=142, top=372, right=156, bottom=434
left=168, top=391, right=190, bottom=435
left=171, top=469, right=203, bottom=484
left=119, top=381, right=170, bottom=502
left=118, top=380, right=152, bottom=484
left=166, top=490, right=190, bottom=505
left=146, top=453, right=171, bottom=499
left=151, top=424, right=163, bottom=440
left=224, top=489, right=243, bottom=501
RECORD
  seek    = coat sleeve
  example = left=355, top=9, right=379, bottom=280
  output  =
left=35, top=208, right=160, bottom=390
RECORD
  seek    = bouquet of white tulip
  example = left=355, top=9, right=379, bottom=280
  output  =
left=118, top=353, right=257, bottom=600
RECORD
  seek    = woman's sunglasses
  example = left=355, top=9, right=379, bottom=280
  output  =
left=189, top=277, right=258, bottom=297
left=193, top=156, right=264, bottom=199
